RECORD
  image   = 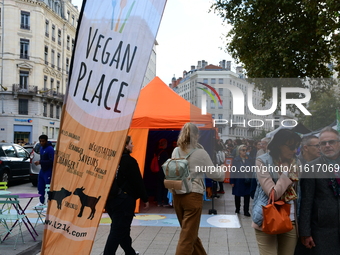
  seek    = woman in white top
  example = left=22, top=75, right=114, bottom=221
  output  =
left=172, top=122, right=224, bottom=255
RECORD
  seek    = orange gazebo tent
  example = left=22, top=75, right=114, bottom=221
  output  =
left=128, top=76, right=214, bottom=211
left=129, top=76, right=213, bottom=173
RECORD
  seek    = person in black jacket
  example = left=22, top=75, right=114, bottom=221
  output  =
left=104, top=136, right=149, bottom=255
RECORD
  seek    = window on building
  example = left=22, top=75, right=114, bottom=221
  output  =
left=50, top=104, right=54, bottom=118
left=20, top=39, right=29, bottom=59
left=210, top=100, right=215, bottom=109
left=72, top=15, right=75, bottom=26
left=52, top=24, right=55, bottom=41
left=218, top=88, right=223, bottom=96
left=203, top=78, right=208, bottom=84
left=19, top=71, right=29, bottom=89
left=67, top=35, right=70, bottom=50
left=58, top=29, right=61, bottom=45
left=45, top=20, right=49, bottom=37
left=72, top=39, right=75, bottom=51
left=56, top=106, right=60, bottom=119
left=56, top=81, right=60, bottom=94
left=50, top=78, right=54, bottom=91
left=218, top=114, right=223, bottom=119
left=18, top=99, right=28, bottom=115
left=57, top=53, right=60, bottom=70
left=44, top=46, right=48, bottom=64
left=44, top=76, right=47, bottom=90
left=219, top=78, right=223, bottom=84
left=67, top=11, right=70, bottom=21
left=20, top=11, right=30, bottom=30
left=66, top=58, right=69, bottom=74
left=51, top=49, right=55, bottom=68
left=212, top=114, right=215, bottom=119
left=211, top=78, right=216, bottom=84
left=218, top=101, right=223, bottom=109
left=43, top=103, right=47, bottom=117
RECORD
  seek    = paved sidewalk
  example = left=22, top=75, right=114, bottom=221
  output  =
left=2, top=184, right=259, bottom=255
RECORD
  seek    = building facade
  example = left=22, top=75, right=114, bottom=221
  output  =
left=0, top=0, right=79, bottom=144
left=171, top=60, right=296, bottom=141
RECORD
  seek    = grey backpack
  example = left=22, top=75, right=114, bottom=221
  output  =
left=162, top=148, right=196, bottom=194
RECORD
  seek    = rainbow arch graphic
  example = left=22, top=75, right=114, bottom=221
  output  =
left=197, top=82, right=223, bottom=106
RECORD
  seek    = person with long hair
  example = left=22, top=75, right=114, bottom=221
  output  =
left=252, top=129, right=301, bottom=255
left=104, top=136, right=149, bottom=255
left=172, top=123, right=224, bottom=255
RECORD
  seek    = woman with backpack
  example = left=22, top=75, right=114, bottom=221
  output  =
left=171, top=122, right=224, bottom=255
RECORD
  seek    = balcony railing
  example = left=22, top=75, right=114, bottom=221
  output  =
left=12, top=84, right=38, bottom=94
left=39, top=89, right=65, bottom=101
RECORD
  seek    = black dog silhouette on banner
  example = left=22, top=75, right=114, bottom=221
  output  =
left=48, top=187, right=72, bottom=210
left=73, top=187, right=101, bottom=220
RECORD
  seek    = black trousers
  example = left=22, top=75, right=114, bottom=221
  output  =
left=234, top=195, right=250, bottom=213
left=104, top=192, right=136, bottom=255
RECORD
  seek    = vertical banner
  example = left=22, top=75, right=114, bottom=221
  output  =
left=41, top=1, right=167, bottom=254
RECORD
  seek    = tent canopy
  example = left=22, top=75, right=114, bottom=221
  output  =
left=131, top=76, right=213, bottom=129
left=128, top=77, right=215, bottom=211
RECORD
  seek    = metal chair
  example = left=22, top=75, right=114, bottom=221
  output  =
left=34, top=184, right=50, bottom=227
left=0, top=182, right=8, bottom=190
left=0, top=194, right=25, bottom=249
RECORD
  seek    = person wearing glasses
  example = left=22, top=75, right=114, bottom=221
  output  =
left=230, top=144, right=252, bottom=216
left=252, top=129, right=301, bottom=255
left=299, top=127, right=340, bottom=255
left=298, top=135, right=321, bottom=166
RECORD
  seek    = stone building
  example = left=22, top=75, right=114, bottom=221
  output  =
left=171, top=60, right=296, bottom=141
left=0, top=0, right=79, bottom=143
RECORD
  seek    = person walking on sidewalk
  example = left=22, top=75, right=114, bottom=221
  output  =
left=104, top=136, right=149, bottom=255
left=252, top=129, right=301, bottom=255
left=34, top=134, right=54, bottom=207
left=172, top=123, right=224, bottom=255
left=230, top=144, right=252, bottom=217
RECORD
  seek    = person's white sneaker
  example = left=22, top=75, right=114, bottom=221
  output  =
left=33, top=202, right=45, bottom=209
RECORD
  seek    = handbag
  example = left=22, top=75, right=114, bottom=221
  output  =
left=262, top=188, right=293, bottom=235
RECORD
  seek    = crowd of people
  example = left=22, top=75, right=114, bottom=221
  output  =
left=104, top=123, right=340, bottom=255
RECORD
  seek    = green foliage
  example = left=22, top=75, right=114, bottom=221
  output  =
left=298, top=88, right=340, bottom=131
left=210, top=0, right=340, bottom=102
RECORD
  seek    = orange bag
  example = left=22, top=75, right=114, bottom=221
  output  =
left=262, top=188, right=293, bottom=235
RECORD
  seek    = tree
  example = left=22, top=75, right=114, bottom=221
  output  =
left=298, top=88, right=340, bottom=131
left=210, top=0, right=340, bottom=102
